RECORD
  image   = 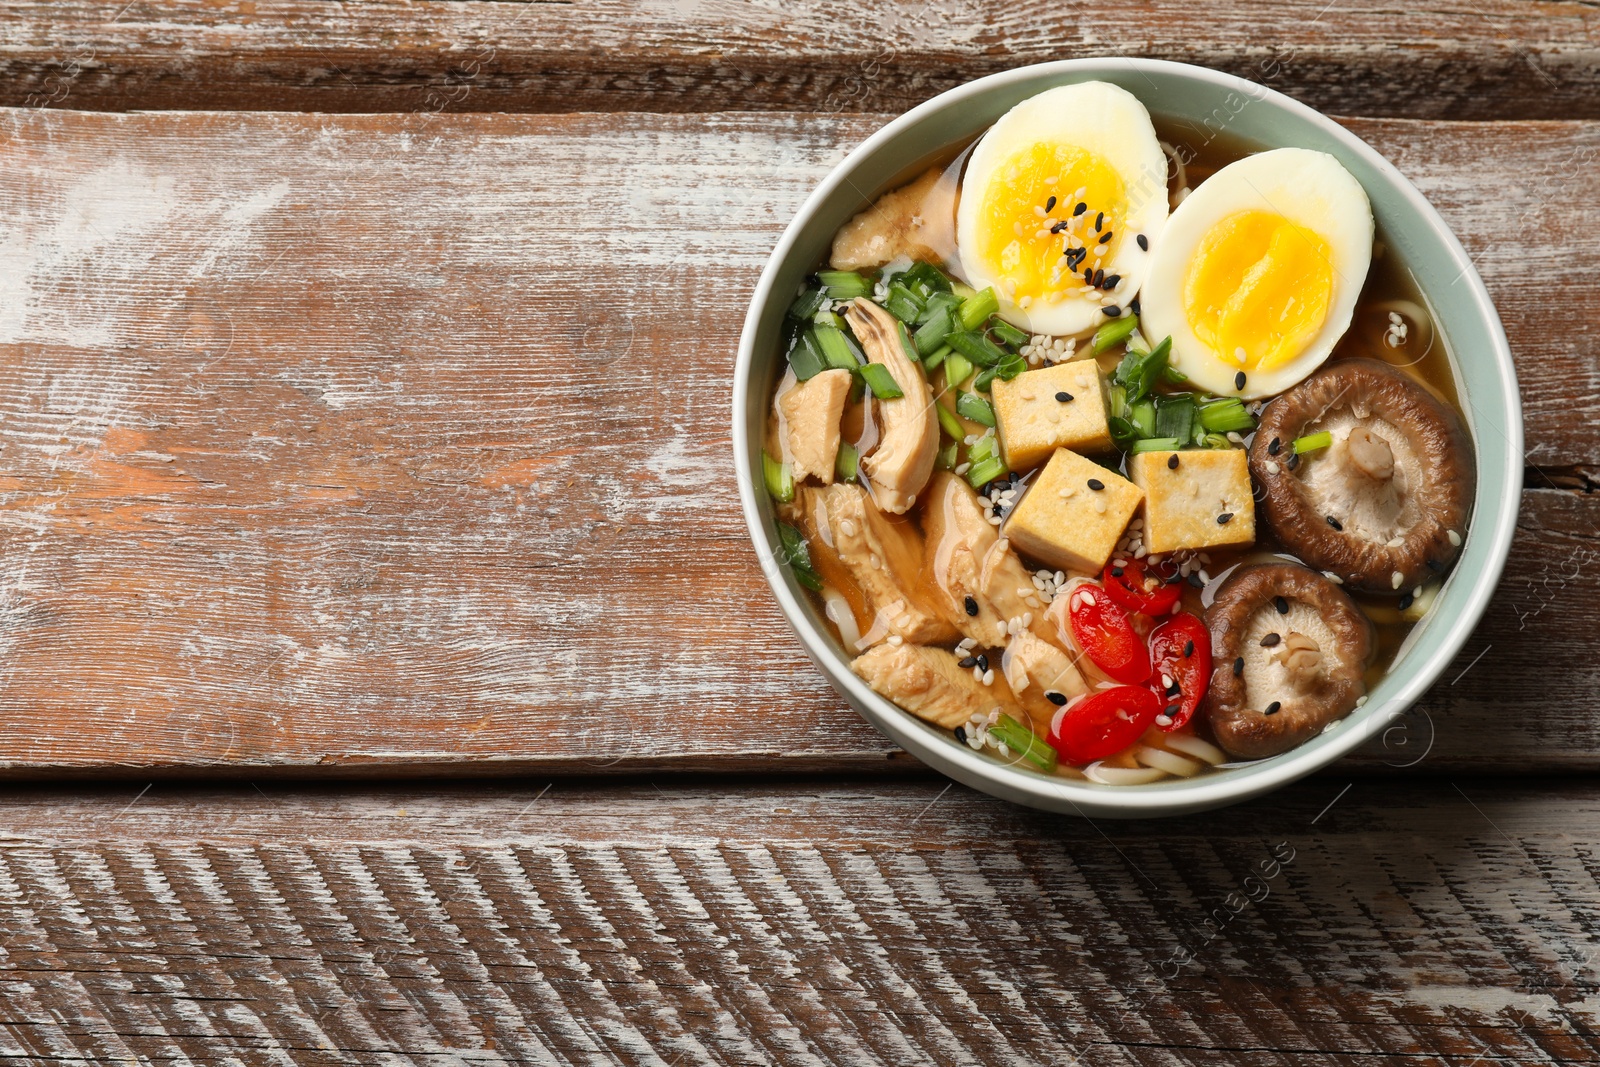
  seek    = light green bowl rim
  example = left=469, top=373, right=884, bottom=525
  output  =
left=732, top=59, right=1522, bottom=818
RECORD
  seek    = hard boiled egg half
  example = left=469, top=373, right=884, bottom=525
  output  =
left=1140, top=147, right=1373, bottom=399
left=956, top=82, right=1168, bottom=337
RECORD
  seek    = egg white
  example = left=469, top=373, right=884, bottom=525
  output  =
left=955, top=81, right=1168, bottom=337
left=1139, top=147, right=1373, bottom=399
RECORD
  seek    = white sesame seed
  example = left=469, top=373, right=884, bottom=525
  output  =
left=1155, top=714, right=1172, bottom=728
left=1355, top=695, right=1368, bottom=707
left=982, top=669, right=995, bottom=686
left=972, top=666, right=984, bottom=682
left=1447, top=529, right=1461, bottom=547
left=1391, top=571, right=1404, bottom=589
left=1323, top=571, right=1344, bottom=585
left=887, top=635, right=903, bottom=646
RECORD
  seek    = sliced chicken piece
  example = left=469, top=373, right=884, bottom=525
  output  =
left=829, top=167, right=957, bottom=271
left=795, top=483, right=958, bottom=648
left=1001, top=630, right=1088, bottom=738
left=844, top=298, right=939, bottom=514
left=852, top=642, right=1025, bottom=730
left=779, top=368, right=851, bottom=485
left=921, top=472, right=1055, bottom=645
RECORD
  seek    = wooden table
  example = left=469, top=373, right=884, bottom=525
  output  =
left=0, top=3, right=1595, bottom=1061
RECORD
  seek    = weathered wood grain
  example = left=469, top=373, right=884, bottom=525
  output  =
left=0, top=106, right=1591, bottom=777
left=4, top=0, right=1600, bottom=121
left=0, top=778, right=1589, bottom=1063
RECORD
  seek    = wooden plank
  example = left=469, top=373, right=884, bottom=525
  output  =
left=0, top=778, right=1591, bottom=1062
left=3, top=0, right=1599, bottom=121
left=0, top=106, right=1591, bottom=777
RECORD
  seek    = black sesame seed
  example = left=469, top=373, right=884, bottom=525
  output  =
left=1264, top=701, right=1282, bottom=716
left=1233, top=656, right=1245, bottom=676
left=1426, top=559, right=1442, bottom=571
left=1130, top=296, right=1141, bottom=315
left=1083, top=267, right=1094, bottom=282
left=1217, top=512, right=1233, bottom=525
left=1398, top=592, right=1415, bottom=611
left=1261, top=633, right=1281, bottom=647
left=1267, top=437, right=1281, bottom=456
left=976, top=654, right=990, bottom=672
left=964, top=595, right=979, bottom=617
left=1087, top=478, right=1105, bottom=491
left=1164, top=704, right=1180, bottom=717
left=1092, top=268, right=1105, bottom=287
left=1274, top=595, right=1289, bottom=615
left=1102, top=274, right=1121, bottom=290
left=993, top=502, right=1004, bottom=516
left=1287, top=452, right=1300, bottom=471
left=1136, top=234, right=1148, bottom=251
left=1326, top=515, right=1343, bottom=531
left=1094, top=211, right=1104, bottom=231
left=1234, top=371, right=1247, bottom=391
left=1183, top=639, right=1195, bottom=658
left=1051, top=220, right=1067, bottom=234
left=1167, top=454, right=1180, bottom=470
left=1165, top=681, right=1181, bottom=697
left=1055, top=390, right=1074, bottom=402
left=955, top=725, right=968, bottom=743
left=1099, top=231, right=1113, bottom=244
left=1045, top=195, right=1057, bottom=212
left=1046, top=691, right=1068, bottom=706
left=958, top=656, right=978, bottom=669
left=1188, top=573, right=1205, bottom=589
left=1073, top=202, right=1087, bottom=216
left=1102, top=305, right=1121, bottom=317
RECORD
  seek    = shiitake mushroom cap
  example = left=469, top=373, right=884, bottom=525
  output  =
left=1249, top=359, right=1473, bottom=594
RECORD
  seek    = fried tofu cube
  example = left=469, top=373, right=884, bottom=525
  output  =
left=1128, top=449, right=1256, bottom=554
left=1004, top=448, right=1143, bottom=574
left=990, top=361, right=1112, bottom=473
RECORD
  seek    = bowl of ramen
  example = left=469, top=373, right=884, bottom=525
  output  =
left=733, top=59, right=1521, bottom=817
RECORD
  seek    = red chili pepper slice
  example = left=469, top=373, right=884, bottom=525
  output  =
left=1147, top=611, right=1212, bottom=731
left=1101, top=558, right=1182, bottom=616
left=1049, top=685, right=1164, bottom=764
left=1067, top=583, right=1152, bottom=684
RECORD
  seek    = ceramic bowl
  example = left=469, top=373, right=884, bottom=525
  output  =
left=732, top=59, right=1521, bottom=818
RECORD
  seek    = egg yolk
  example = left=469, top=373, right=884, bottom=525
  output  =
left=1182, top=210, right=1333, bottom=371
left=975, top=142, right=1127, bottom=307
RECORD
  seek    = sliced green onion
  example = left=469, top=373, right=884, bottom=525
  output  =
left=988, top=714, right=1058, bottom=773
left=788, top=329, right=827, bottom=381
left=946, top=329, right=1008, bottom=367
left=788, top=287, right=827, bottom=321
left=814, top=324, right=862, bottom=371
left=1107, top=415, right=1138, bottom=445
left=1130, top=397, right=1157, bottom=439
left=1092, top=313, right=1139, bottom=355
left=973, top=366, right=997, bottom=393
left=813, top=310, right=847, bottom=331
left=835, top=441, right=860, bottom=482
left=902, top=261, right=952, bottom=295
left=1154, top=395, right=1195, bottom=443
left=993, top=351, right=1027, bottom=383
left=858, top=363, right=904, bottom=399
left=922, top=344, right=952, bottom=372
left=1294, top=430, right=1333, bottom=454
left=965, top=455, right=1008, bottom=489
left=918, top=290, right=962, bottom=325
left=1114, top=335, right=1172, bottom=403
left=817, top=270, right=871, bottom=300
left=1129, top=437, right=1183, bottom=454
left=914, top=306, right=955, bottom=356
left=958, top=287, right=1000, bottom=331
left=895, top=319, right=920, bottom=363
left=1162, top=364, right=1189, bottom=385
left=776, top=521, right=822, bottom=592
left=884, top=283, right=925, bottom=323
left=989, top=318, right=1029, bottom=348
left=1204, top=432, right=1230, bottom=449
left=936, top=400, right=966, bottom=441
left=968, top=432, right=1000, bottom=464
left=1197, top=397, right=1256, bottom=434
left=763, top=453, right=794, bottom=503
left=1108, top=382, right=1128, bottom=421
left=949, top=279, right=977, bottom=301
left=956, top=391, right=996, bottom=427
left=943, top=353, right=974, bottom=390
left=935, top=439, right=958, bottom=471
